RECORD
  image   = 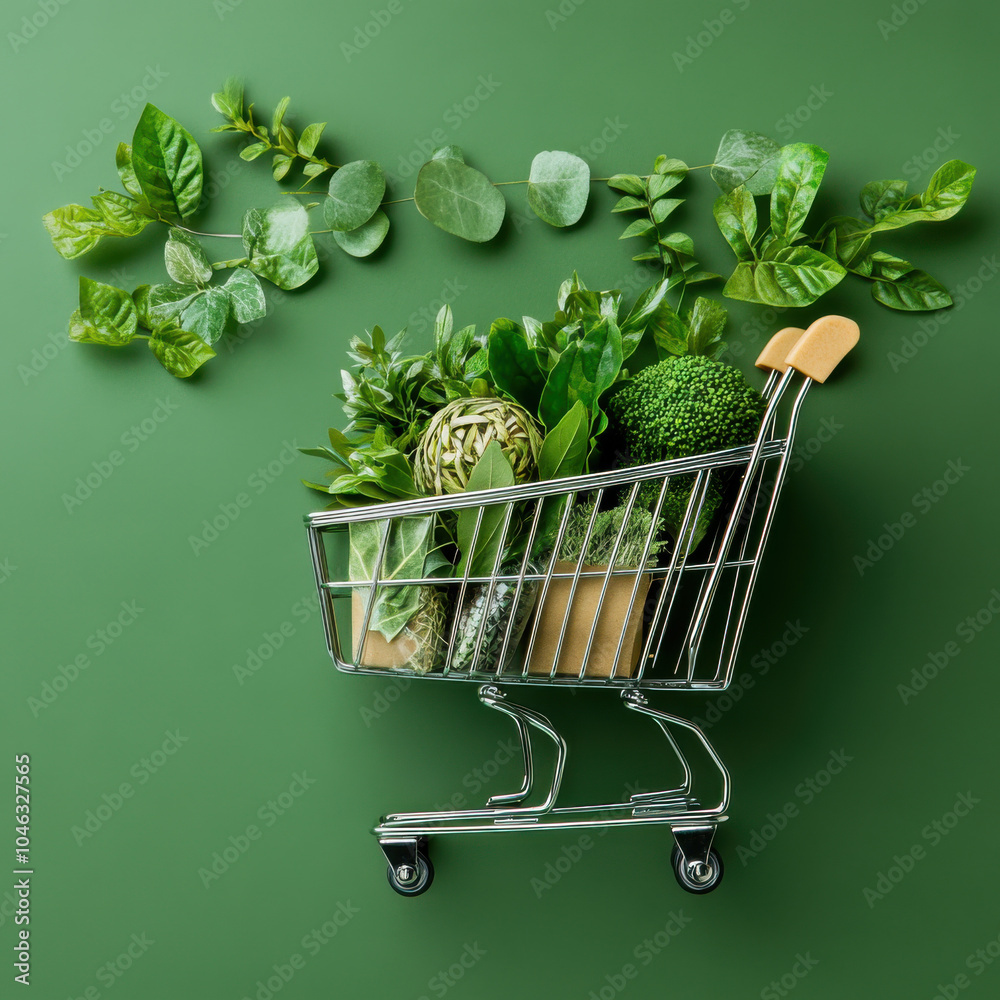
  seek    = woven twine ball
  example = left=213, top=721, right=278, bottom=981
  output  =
left=414, top=397, right=543, bottom=495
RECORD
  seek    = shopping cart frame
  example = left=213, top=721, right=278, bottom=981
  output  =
left=304, top=317, right=858, bottom=894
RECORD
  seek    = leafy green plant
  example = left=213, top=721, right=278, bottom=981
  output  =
left=42, top=102, right=316, bottom=377
left=710, top=130, right=975, bottom=310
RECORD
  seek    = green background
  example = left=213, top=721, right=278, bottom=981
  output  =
left=2, top=0, right=998, bottom=996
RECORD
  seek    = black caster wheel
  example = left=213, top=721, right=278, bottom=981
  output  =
left=671, top=844, right=723, bottom=894
left=386, top=850, right=434, bottom=897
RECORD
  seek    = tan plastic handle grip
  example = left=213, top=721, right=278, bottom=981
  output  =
left=756, top=327, right=806, bottom=374
left=784, top=315, right=860, bottom=383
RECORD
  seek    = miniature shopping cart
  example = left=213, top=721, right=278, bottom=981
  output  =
left=304, top=316, right=858, bottom=895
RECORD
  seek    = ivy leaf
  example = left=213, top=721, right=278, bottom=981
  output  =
left=115, top=143, right=143, bottom=198
left=70, top=277, right=137, bottom=346
left=324, top=160, right=386, bottom=231
left=177, top=287, right=230, bottom=344
left=243, top=202, right=319, bottom=289
left=685, top=297, right=727, bottom=358
left=711, top=129, right=783, bottom=195
left=413, top=157, right=505, bottom=242
left=713, top=186, right=757, bottom=260
left=164, top=228, right=212, bottom=286
left=131, top=104, right=203, bottom=219
left=606, top=174, right=646, bottom=197
left=770, top=143, right=828, bottom=239
left=132, top=282, right=201, bottom=329
left=488, top=318, right=545, bottom=416
left=223, top=267, right=267, bottom=323
left=332, top=209, right=390, bottom=257
left=526, top=150, right=590, bottom=227
left=297, top=122, right=326, bottom=157
left=147, top=325, right=216, bottom=377
left=723, top=246, right=846, bottom=307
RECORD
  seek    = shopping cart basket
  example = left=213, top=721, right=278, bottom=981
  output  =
left=304, top=316, right=859, bottom=895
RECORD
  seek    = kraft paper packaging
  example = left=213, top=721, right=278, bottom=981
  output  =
left=525, top=563, right=650, bottom=679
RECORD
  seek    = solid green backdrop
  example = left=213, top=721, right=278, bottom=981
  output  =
left=2, top=0, right=997, bottom=996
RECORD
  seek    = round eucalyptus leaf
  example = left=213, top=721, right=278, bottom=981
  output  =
left=527, top=150, right=590, bottom=227
left=413, top=158, right=504, bottom=242
left=324, top=160, right=386, bottom=232
left=333, top=210, right=390, bottom=258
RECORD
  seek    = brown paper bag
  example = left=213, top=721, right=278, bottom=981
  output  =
left=351, top=590, right=419, bottom=668
left=525, top=562, right=650, bottom=679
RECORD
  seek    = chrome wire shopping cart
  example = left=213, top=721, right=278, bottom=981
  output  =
left=304, top=316, right=858, bottom=895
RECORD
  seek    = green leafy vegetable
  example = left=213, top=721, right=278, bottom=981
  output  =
left=242, top=202, right=319, bottom=289
left=147, top=324, right=215, bottom=377
left=164, top=228, right=212, bottom=286
left=456, top=442, right=516, bottom=577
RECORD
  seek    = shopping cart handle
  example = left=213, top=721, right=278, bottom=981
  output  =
left=755, top=327, right=806, bottom=374
left=784, top=315, right=860, bottom=383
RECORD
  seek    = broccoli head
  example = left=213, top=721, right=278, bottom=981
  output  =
left=609, top=355, right=766, bottom=464
left=612, top=356, right=765, bottom=552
